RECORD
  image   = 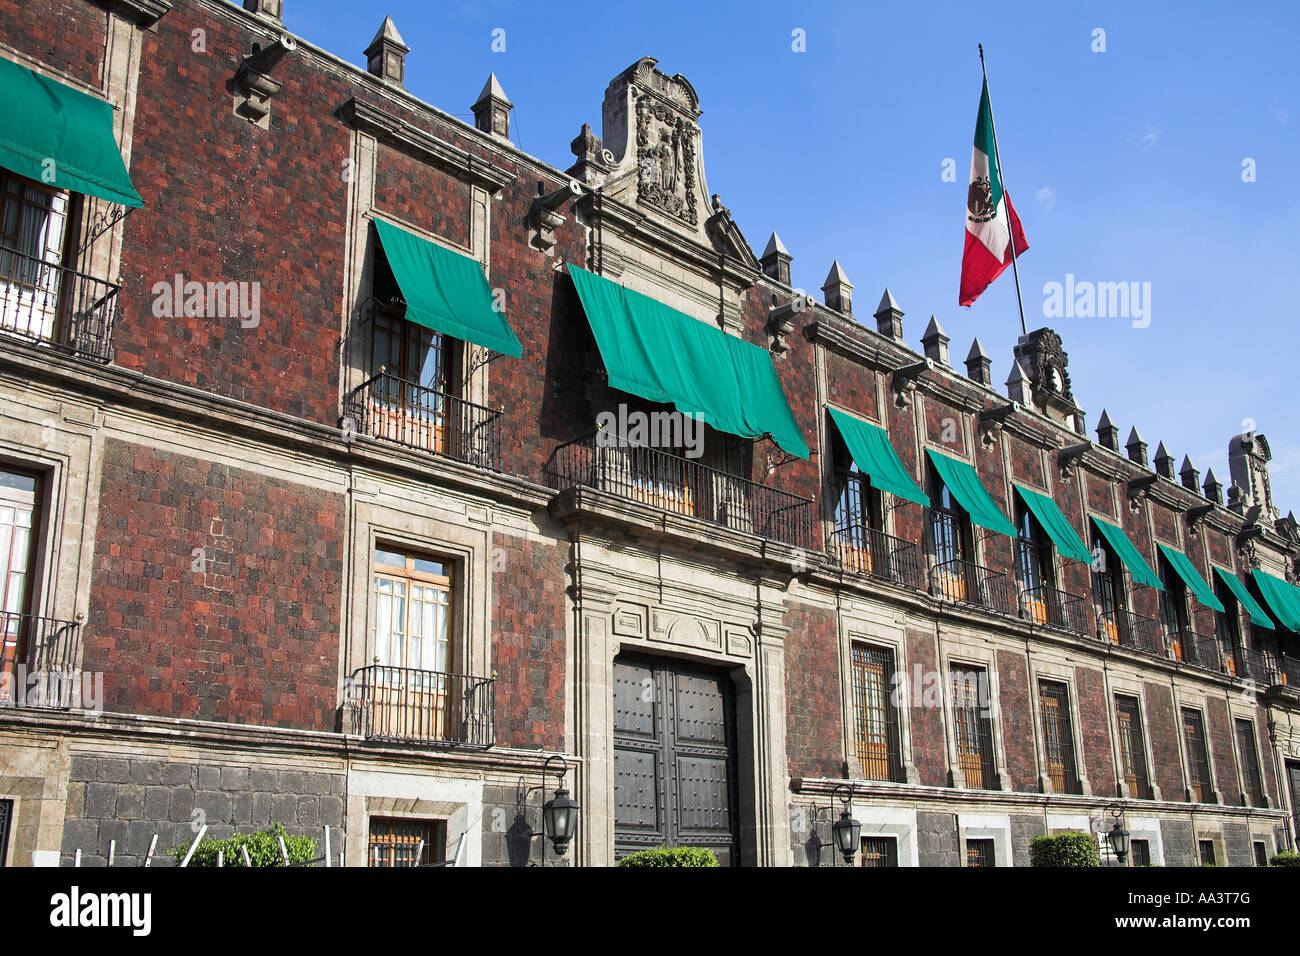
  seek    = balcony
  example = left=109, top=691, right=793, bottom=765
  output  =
left=1020, top=583, right=1091, bottom=635
left=1170, top=630, right=1224, bottom=673
left=828, top=526, right=924, bottom=590
left=1098, top=608, right=1165, bottom=657
left=344, top=371, right=503, bottom=471
left=546, top=435, right=815, bottom=550
left=929, top=557, right=1015, bottom=615
left=0, top=611, right=84, bottom=709
left=345, top=665, right=494, bottom=749
left=1236, top=646, right=1276, bottom=684
left=0, top=247, right=118, bottom=363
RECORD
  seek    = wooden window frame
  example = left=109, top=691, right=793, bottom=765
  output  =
left=370, top=545, right=455, bottom=674
left=1037, top=679, right=1080, bottom=794
left=1181, top=707, right=1214, bottom=804
left=850, top=642, right=902, bottom=782
left=951, top=664, right=997, bottom=790
left=1114, top=694, right=1153, bottom=799
left=367, top=815, right=447, bottom=867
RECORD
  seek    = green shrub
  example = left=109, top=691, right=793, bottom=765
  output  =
left=617, top=846, right=720, bottom=867
left=167, top=822, right=318, bottom=867
left=1270, top=851, right=1300, bottom=867
left=1029, top=832, right=1101, bottom=867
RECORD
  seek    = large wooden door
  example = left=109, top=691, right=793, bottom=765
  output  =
left=613, top=655, right=740, bottom=865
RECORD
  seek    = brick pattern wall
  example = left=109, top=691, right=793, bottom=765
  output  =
left=826, top=351, right=879, bottom=423
left=925, top=398, right=965, bottom=456
left=86, top=439, right=345, bottom=731
left=995, top=649, right=1035, bottom=791
left=373, top=144, right=472, bottom=249
left=1074, top=666, right=1117, bottom=796
left=1086, top=473, right=1115, bottom=519
left=782, top=603, right=842, bottom=779
left=1007, top=437, right=1044, bottom=490
left=1, top=0, right=105, bottom=88
left=491, top=532, right=567, bottom=751
left=1143, top=682, right=1186, bottom=800
left=905, top=627, right=947, bottom=787
left=1206, top=697, right=1240, bottom=805
left=61, top=754, right=343, bottom=867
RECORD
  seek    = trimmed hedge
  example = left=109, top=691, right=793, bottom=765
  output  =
left=1270, top=851, right=1300, bottom=867
left=1029, top=831, right=1101, bottom=867
left=617, top=847, right=720, bottom=867
left=167, top=823, right=318, bottom=867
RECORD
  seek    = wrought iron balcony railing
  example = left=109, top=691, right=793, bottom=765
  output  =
left=1019, top=583, right=1091, bottom=635
left=344, top=371, right=503, bottom=471
left=828, top=525, right=924, bottom=591
left=0, top=246, right=118, bottom=363
left=345, top=665, right=494, bottom=749
left=1236, top=646, right=1275, bottom=685
left=929, top=557, right=1015, bottom=615
left=1171, top=630, right=1224, bottom=673
left=0, top=611, right=84, bottom=709
left=546, top=435, right=815, bottom=551
left=1098, top=608, right=1165, bottom=657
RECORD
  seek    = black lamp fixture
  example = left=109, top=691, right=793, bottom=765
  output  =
left=823, top=784, right=861, bottom=866
left=528, top=755, right=580, bottom=862
left=1104, top=803, right=1130, bottom=866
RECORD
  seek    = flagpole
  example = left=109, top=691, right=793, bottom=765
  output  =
left=979, top=43, right=1028, bottom=337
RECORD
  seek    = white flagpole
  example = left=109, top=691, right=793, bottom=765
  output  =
left=979, top=43, right=1028, bottom=337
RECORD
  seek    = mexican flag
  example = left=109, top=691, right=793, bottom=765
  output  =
left=959, top=77, right=1028, bottom=307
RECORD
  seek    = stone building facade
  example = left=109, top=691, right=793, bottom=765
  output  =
left=0, top=0, right=1297, bottom=867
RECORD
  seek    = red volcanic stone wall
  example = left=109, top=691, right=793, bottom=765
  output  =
left=1, top=0, right=106, bottom=88
left=905, top=627, right=947, bottom=786
left=1121, top=505, right=1160, bottom=620
left=1256, top=703, right=1280, bottom=805
left=1053, top=470, right=1093, bottom=600
left=784, top=602, right=842, bottom=779
left=1086, top=472, right=1115, bottom=519
left=1206, top=530, right=1231, bottom=568
left=1007, top=437, right=1044, bottom=490
left=974, top=439, right=1014, bottom=575
left=491, top=532, right=567, bottom=751
left=115, top=6, right=349, bottom=422
left=887, top=393, right=925, bottom=546
left=924, top=398, right=965, bottom=456
left=995, top=649, right=1035, bottom=791
left=1143, top=682, right=1186, bottom=800
left=1074, top=666, right=1117, bottom=796
left=373, top=144, right=472, bottom=249
left=1150, top=504, right=1179, bottom=547
left=86, top=439, right=344, bottom=730
left=1205, top=697, right=1240, bottom=805
left=826, top=352, right=878, bottom=422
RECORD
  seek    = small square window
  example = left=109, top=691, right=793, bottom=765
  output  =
left=1253, top=841, right=1269, bottom=867
left=367, top=816, right=446, bottom=867
left=1130, top=838, right=1150, bottom=867
left=1198, top=839, right=1216, bottom=866
left=966, top=838, right=995, bottom=867
left=859, top=835, right=898, bottom=867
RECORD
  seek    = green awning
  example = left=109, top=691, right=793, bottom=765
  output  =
left=1156, top=544, right=1225, bottom=612
left=1089, top=517, right=1162, bottom=591
left=925, top=449, right=1016, bottom=536
left=1213, top=568, right=1275, bottom=630
left=1252, top=570, right=1300, bottom=633
left=568, top=265, right=808, bottom=458
left=0, top=56, right=142, bottom=207
left=1013, top=485, right=1093, bottom=563
left=373, top=219, right=522, bottom=358
left=827, top=408, right=926, bottom=506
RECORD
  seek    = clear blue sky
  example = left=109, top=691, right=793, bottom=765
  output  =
left=285, top=0, right=1300, bottom=510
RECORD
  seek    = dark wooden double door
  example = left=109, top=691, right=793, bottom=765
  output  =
left=613, top=654, right=740, bottom=865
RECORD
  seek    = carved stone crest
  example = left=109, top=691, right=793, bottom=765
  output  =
left=635, top=92, right=698, bottom=225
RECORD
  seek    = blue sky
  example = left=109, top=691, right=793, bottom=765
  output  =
left=286, top=0, right=1300, bottom=510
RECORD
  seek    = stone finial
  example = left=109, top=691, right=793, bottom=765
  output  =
left=244, top=0, right=283, bottom=21
left=1179, top=455, right=1200, bottom=491
left=1006, top=360, right=1031, bottom=405
left=965, top=338, right=992, bottom=386
left=1153, top=442, right=1175, bottom=480
left=822, top=260, right=853, bottom=315
left=472, top=73, right=513, bottom=140
left=921, top=316, right=949, bottom=366
left=760, top=233, right=792, bottom=286
left=365, top=16, right=409, bottom=87
left=1126, top=427, right=1148, bottom=467
left=1227, top=482, right=1247, bottom=514
left=1095, top=408, right=1120, bottom=451
left=1202, top=468, right=1223, bottom=505
left=874, top=288, right=903, bottom=341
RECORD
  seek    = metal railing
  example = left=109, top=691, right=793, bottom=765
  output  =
left=546, top=435, right=815, bottom=550
left=345, top=665, right=494, bottom=749
left=0, top=611, right=84, bottom=709
left=929, top=557, right=1015, bottom=615
left=0, top=246, right=118, bottom=363
left=1173, top=630, right=1224, bottom=673
left=1236, top=646, right=1275, bottom=684
left=344, top=371, right=503, bottom=471
left=829, top=526, right=924, bottom=591
left=1020, top=583, right=1091, bottom=634
left=1098, top=607, right=1166, bottom=656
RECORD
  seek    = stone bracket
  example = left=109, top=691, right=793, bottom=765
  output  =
left=234, top=33, right=296, bottom=125
left=529, top=180, right=583, bottom=255
left=891, top=358, right=932, bottom=410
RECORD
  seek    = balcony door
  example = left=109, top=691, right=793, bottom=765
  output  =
left=929, top=466, right=975, bottom=601
left=1158, top=557, right=1190, bottom=660
left=0, top=172, right=71, bottom=343
left=0, top=469, right=39, bottom=696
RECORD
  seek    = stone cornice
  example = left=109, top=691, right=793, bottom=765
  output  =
left=0, top=340, right=551, bottom=515
left=95, top=0, right=172, bottom=28
left=577, top=190, right=760, bottom=293
left=337, top=96, right=517, bottom=194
